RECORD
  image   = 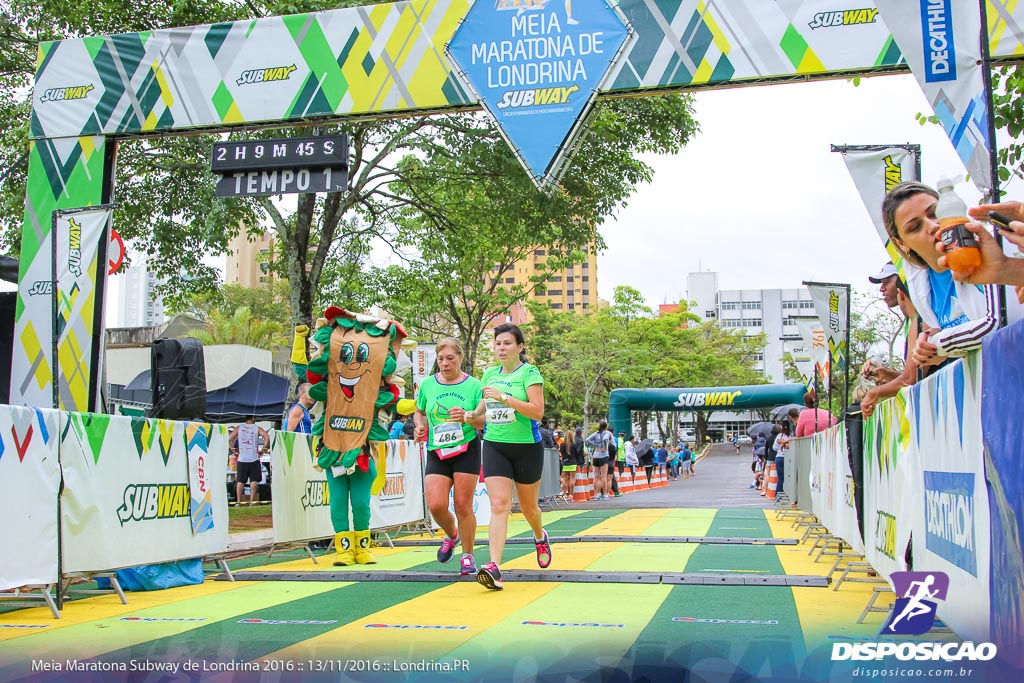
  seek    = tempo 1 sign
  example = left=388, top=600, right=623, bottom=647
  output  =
left=211, top=134, right=349, bottom=197
left=215, top=167, right=346, bottom=197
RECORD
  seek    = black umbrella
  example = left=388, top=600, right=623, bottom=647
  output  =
left=747, top=422, right=774, bottom=438
left=634, top=438, right=655, bottom=458
left=769, top=403, right=803, bottom=420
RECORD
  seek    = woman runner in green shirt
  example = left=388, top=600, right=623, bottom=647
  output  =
left=413, top=338, right=484, bottom=576
left=466, top=324, right=551, bottom=590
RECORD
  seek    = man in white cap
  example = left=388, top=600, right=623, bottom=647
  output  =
left=868, top=262, right=900, bottom=309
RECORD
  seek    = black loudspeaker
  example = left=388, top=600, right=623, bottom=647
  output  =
left=0, top=292, right=14, bottom=405
left=149, top=337, right=207, bottom=420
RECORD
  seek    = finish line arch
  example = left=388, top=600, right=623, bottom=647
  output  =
left=608, top=384, right=806, bottom=439
left=11, top=0, right=1024, bottom=409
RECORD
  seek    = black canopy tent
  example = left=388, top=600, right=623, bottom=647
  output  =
left=111, top=366, right=289, bottom=424
left=203, top=367, right=289, bottom=424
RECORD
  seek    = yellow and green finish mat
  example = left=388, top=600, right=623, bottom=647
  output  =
left=0, top=508, right=1007, bottom=681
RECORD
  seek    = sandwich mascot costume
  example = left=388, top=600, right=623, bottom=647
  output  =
left=291, top=307, right=414, bottom=565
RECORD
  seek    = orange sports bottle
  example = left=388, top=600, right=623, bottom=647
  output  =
left=935, top=177, right=980, bottom=275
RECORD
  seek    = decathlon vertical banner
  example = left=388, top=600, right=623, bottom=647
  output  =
left=806, top=283, right=849, bottom=372
left=906, top=356, right=991, bottom=641
left=60, top=413, right=229, bottom=573
left=0, top=406, right=61, bottom=590
left=981, top=318, right=1024, bottom=663
left=412, top=343, right=437, bottom=398
left=861, top=390, right=914, bottom=579
left=186, top=422, right=224, bottom=537
left=837, top=145, right=920, bottom=265
left=370, top=439, right=426, bottom=528
left=52, top=207, right=110, bottom=412
left=270, top=430, right=334, bottom=544
left=794, top=316, right=830, bottom=392
left=875, top=0, right=992, bottom=193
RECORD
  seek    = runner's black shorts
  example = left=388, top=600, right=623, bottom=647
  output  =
left=482, top=440, right=545, bottom=484
left=592, top=456, right=610, bottom=469
left=424, top=437, right=482, bottom=478
left=236, top=460, right=262, bottom=484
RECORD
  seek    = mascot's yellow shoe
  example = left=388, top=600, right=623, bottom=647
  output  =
left=354, top=530, right=376, bottom=564
left=333, top=531, right=355, bottom=566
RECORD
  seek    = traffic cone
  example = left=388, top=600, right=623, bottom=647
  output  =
left=767, top=463, right=778, bottom=501
left=585, top=466, right=595, bottom=500
left=572, top=467, right=588, bottom=502
left=619, top=469, right=633, bottom=495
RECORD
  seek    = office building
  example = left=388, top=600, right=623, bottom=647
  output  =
left=489, top=246, right=599, bottom=325
left=117, top=259, right=165, bottom=328
left=225, top=230, right=276, bottom=287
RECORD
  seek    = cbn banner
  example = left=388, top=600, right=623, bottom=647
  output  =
left=808, top=425, right=864, bottom=554
left=806, top=283, right=849, bottom=372
left=53, top=207, right=110, bottom=412
left=862, top=390, right=914, bottom=578
left=0, top=406, right=61, bottom=590
left=874, top=1, right=991, bottom=193
left=836, top=145, right=920, bottom=269
left=794, top=316, right=830, bottom=392
left=907, top=356, right=990, bottom=642
left=271, top=434, right=427, bottom=545
left=60, top=414, right=229, bottom=573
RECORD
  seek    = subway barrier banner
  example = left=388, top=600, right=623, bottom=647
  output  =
left=60, top=413, right=228, bottom=573
left=806, top=283, right=849, bottom=371
left=370, top=439, right=426, bottom=529
left=981, top=319, right=1024, bottom=663
left=270, top=429, right=333, bottom=544
left=907, top=355, right=990, bottom=642
left=862, top=389, right=914, bottom=578
left=836, top=145, right=920, bottom=270
left=874, top=1, right=991, bottom=193
left=272, top=434, right=427, bottom=544
left=53, top=207, right=110, bottom=413
left=0, top=406, right=61, bottom=590
left=809, top=424, right=865, bottom=554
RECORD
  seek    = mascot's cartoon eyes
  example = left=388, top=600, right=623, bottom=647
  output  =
left=339, top=342, right=370, bottom=365
left=340, top=342, right=354, bottom=364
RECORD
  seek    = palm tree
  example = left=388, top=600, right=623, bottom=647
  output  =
left=188, top=306, right=286, bottom=350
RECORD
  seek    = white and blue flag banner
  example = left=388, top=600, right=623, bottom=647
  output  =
left=875, top=0, right=991, bottom=193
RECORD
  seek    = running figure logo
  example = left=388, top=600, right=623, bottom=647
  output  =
left=884, top=571, right=949, bottom=635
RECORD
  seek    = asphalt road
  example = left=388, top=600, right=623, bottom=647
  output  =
left=565, top=443, right=771, bottom=509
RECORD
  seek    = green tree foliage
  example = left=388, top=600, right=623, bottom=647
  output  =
left=373, top=96, right=698, bottom=368
left=527, top=287, right=764, bottom=444
left=169, top=280, right=293, bottom=337
left=991, top=64, right=1024, bottom=184
left=186, top=305, right=286, bottom=350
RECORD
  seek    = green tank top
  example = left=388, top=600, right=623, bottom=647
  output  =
left=481, top=363, right=544, bottom=444
left=415, top=373, right=483, bottom=450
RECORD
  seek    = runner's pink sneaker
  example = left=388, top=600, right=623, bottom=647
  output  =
left=477, top=562, right=503, bottom=590
left=437, top=533, right=459, bottom=563
left=459, top=553, right=476, bottom=575
left=534, top=529, right=552, bottom=568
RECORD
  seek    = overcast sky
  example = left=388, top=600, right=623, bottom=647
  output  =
left=597, top=74, right=1023, bottom=308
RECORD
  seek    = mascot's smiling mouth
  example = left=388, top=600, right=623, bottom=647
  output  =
left=338, top=373, right=364, bottom=399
